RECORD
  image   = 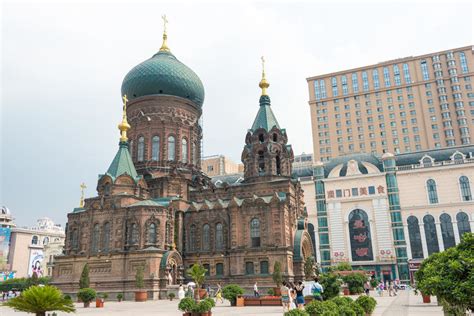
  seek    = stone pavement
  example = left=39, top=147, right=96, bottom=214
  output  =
left=0, top=290, right=443, bottom=315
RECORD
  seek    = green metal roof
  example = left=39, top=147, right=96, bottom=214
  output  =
left=103, top=141, right=139, bottom=182
left=121, top=50, right=205, bottom=107
left=250, top=95, right=280, bottom=132
left=128, top=197, right=179, bottom=208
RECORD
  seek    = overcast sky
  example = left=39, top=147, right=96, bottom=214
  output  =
left=1, top=0, right=472, bottom=227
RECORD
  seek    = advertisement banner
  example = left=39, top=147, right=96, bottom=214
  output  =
left=0, top=228, right=11, bottom=268
left=28, top=249, right=44, bottom=277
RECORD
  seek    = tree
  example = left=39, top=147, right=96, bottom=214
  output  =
left=135, top=266, right=144, bottom=289
left=186, top=263, right=207, bottom=300
left=342, top=273, right=367, bottom=294
left=79, top=263, right=90, bottom=289
left=272, top=261, right=283, bottom=287
left=319, top=272, right=342, bottom=300
left=334, top=262, right=353, bottom=271
left=3, top=285, right=75, bottom=316
left=304, top=256, right=317, bottom=280
left=222, top=284, right=244, bottom=306
left=415, top=233, right=474, bottom=315
left=77, top=288, right=96, bottom=308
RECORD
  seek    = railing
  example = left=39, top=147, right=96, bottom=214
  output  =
left=396, top=157, right=474, bottom=171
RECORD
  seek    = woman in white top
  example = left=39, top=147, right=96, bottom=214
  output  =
left=178, top=283, right=185, bottom=299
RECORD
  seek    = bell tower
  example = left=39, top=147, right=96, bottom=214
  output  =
left=241, top=57, right=294, bottom=182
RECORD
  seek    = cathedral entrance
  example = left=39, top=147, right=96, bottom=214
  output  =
left=160, top=250, right=184, bottom=287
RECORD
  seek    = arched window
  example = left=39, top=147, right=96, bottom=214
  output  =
left=137, top=136, right=145, bottom=162
left=181, top=138, right=188, bottom=163
left=43, top=237, right=49, bottom=245
left=104, top=183, right=111, bottom=196
left=459, top=176, right=472, bottom=201
left=189, top=225, right=196, bottom=251
left=102, top=222, right=110, bottom=252
left=456, top=212, right=471, bottom=237
left=407, top=216, right=424, bottom=259
left=440, top=214, right=456, bottom=249
left=272, top=134, right=277, bottom=142
left=167, top=136, right=175, bottom=161
left=276, top=155, right=281, bottom=175
left=148, top=223, right=157, bottom=244
left=32, top=236, right=38, bottom=245
left=91, top=224, right=99, bottom=253
left=422, top=156, right=433, bottom=167
left=258, top=134, right=264, bottom=143
left=258, top=151, right=265, bottom=173
left=250, top=218, right=260, bottom=247
left=348, top=209, right=374, bottom=261
left=453, top=153, right=464, bottom=163
left=71, top=229, right=78, bottom=249
left=130, top=223, right=139, bottom=245
left=215, top=223, right=224, bottom=250
left=165, top=222, right=171, bottom=245
left=192, top=142, right=197, bottom=165
left=202, top=224, right=210, bottom=251
left=216, top=263, right=224, bottom=276
left=423, top=215, right=440, bottom=255
left=260, top=261, right=269, bottom=274
left=151, top=136, right=160, bottom=161
left=427, top=179, right=439, bottom=204
left=129, top=139, right=133, bottom=155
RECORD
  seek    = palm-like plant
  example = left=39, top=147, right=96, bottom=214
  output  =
left=3, top=285, right=75, bottom=316
left=186, top=263, right=207, bottom=300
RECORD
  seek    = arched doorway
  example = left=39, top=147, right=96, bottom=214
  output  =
left=160, top=250, right=183, bottom=287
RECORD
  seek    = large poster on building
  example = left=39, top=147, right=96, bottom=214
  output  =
left=28, top=249, right=44, bottom=277
left=0, top=228, right=11, bottom=268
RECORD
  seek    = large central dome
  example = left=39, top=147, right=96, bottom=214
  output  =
left=121, top=50, right=205, bottom=107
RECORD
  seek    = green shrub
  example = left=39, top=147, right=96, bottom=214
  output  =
left=319, top=273, right=342, bottom=300
left=0, top=277, right=50, bottom=292
left=305, top=300, right=338, bottom=315
left=285, top=309, right=310, bottom=316
left=168, top=292, right=176, bottom=299
left=178, top=297, right=196, bottom=312
left=135, top=266, right=144, bottom=289
left=343, top=273, right=367, bottom=294
left=63, top=294, right=72, bottom=300
left=335, top=262, right=353, bottom=271
left=321, top=311, right=339, bottom=316
left=116, top=293, right=124, bottom=301
left=267, top=288, right=275, bottom=296
left=77, top=288, right=96, bottom=304
left=273, top=261, right=283, bottom=287
left=350, top=302, right=365, bottom=316
left=204, top=297, right=216, bottom=308
left=79, top=264, right=89, bottom=289
left=222, top=284, right=244, bottom=305
left=355, top=295, right=377, bottom=314
left=194, top=299, right=213, bottom=313
left=338, top=305, right=356, bottom=316
left=331, top=296, right=353, bottom=306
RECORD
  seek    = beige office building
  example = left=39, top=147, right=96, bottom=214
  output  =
left=201, top=155, right=243, bottom=177
left=307, top=46, right=474, bottom=161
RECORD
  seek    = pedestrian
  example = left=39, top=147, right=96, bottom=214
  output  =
left=280, top=281, right=290, bottom=313
left=186, top=285, right=193, bottom=298
left=388, top=281, right=396, bottom=297
left=289, top=285, right=297, bottom=310
left=253, top=282, right=259, bottom=297
left=295, top=281, right=305, bottom=309
left=364, top=281, right=371, bottom=296
left=178, top=283, right=185, bottom=300
left=311, top=277, right=324, bottom=301
left=215, top=283, right=224, bottom=304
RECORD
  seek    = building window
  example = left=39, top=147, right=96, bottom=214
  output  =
left=137, top=136, right=145, bottom=162
left=43, top=237, right=49, bottom=245
left=250, top=218, right=260, bottom=247
left=383, top=67, right=391, bottom=87
left=216, top=263, right=224, bottom=276
left=202, top=224, right=210, bottom=251
left=71, top=229, right=78, bottom=250
left=426, top=179, right=439, bottom=203
left=320, top=80, right=327, bottom=98
left=245, top=262, right=254, bottom=275
left=215, top=223, right=224, bottom=250
left=362, top=71, right=369, bottom=91
left=423, top=215, right=440, bottom=255
left=372, top=69, right=380, bottom=89
left=189, top=225, right=196, bottom=252
left=192, top=142, right=197, bottom=165
left=407, top=216, right=424, bottom=259
left=456, top=212, right=471, bottom=237
left=351, top=73, right=359, bottom=93
left=393, top=65, right=401, bottom=86
left=348, top=209, right=374, bottom=261
left=260, top=261, right=269, bottom=274
left=314, top=80, right=321, bottom=100
left=459, top=176, right=472, bottom=201
left=459, top=52, right=469, bottom=73
left=201, top=264, right=210, bottom=276
left=130, top=223, right=139, bottom=245
left=403, top=63, right=411, bottom=83
left=331, top=77, right=338, bottom=96
left=102, top=222, right=110, bottom=252
left=167, top=136, right=175, bottom=161
left=258, top=150, right=265, bottom=173
left=440, top=214, right=456, bottom=249
left=148, top=223, right=157, bottom=244
left=91, top=224, right=99, bottom=253
left=421, top=60, right=430, bottom=80
left=341, top=75, right=348, bottom=95
left=151, top=136, right=160, bottom=161
left=181, top=138, right=188, bottom=163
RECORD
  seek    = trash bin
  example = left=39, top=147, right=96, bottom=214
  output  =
left=236, top=295, right=245, bottom=307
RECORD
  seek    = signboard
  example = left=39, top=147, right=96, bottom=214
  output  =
left=327, top=185, right=385, bottom=199
left=28, top=249, right=44, bottom=277
left=0, top=228, right=11, bottom=268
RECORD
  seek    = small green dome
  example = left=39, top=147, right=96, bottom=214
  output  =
left=121, top=50, right=205, bottom=107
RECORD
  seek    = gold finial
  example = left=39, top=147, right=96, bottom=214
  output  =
left=79, top=182, right=87, bottom=208
left=118, top=94, right=131, bottom=142
left=159, top=14, right=170, bottom=52
left=259, top=56, right=270, bottom=96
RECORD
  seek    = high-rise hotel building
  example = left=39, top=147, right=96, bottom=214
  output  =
left=307, top=46, right=474, bottom=161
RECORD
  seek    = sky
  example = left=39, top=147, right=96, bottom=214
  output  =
left=1, top=0, right=473, bottom=227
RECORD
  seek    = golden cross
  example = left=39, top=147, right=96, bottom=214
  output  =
left=162, top=15, right=168, bottom=33
left=122, top=94, right=128, bottom=111
left=261, top=56, right=265, bottom=74
left=80, top=182, right=87, bottom=207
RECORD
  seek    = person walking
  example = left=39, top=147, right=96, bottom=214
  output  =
left=280, top=281, right=290, bottom=313
left=388, top=281, right=396, bottom=297
left=364, top=281, right=371, bottom=296
left=178, top=283, right=185, bottom=300
left=253, top=282, right=259, bottom=297
left=289, top=284, right=297, bottom=310
left=295, top=281, right=305, bottom=310
left=311, top=277, right=324, bottom=301
left=215, top=283, right=224, bottom=304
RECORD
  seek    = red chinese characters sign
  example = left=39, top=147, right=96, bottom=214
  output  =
left=326, top=185, right=385, bottom=198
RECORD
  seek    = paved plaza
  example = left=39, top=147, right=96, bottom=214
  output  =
left=0, top=290, right=443, bottom=316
